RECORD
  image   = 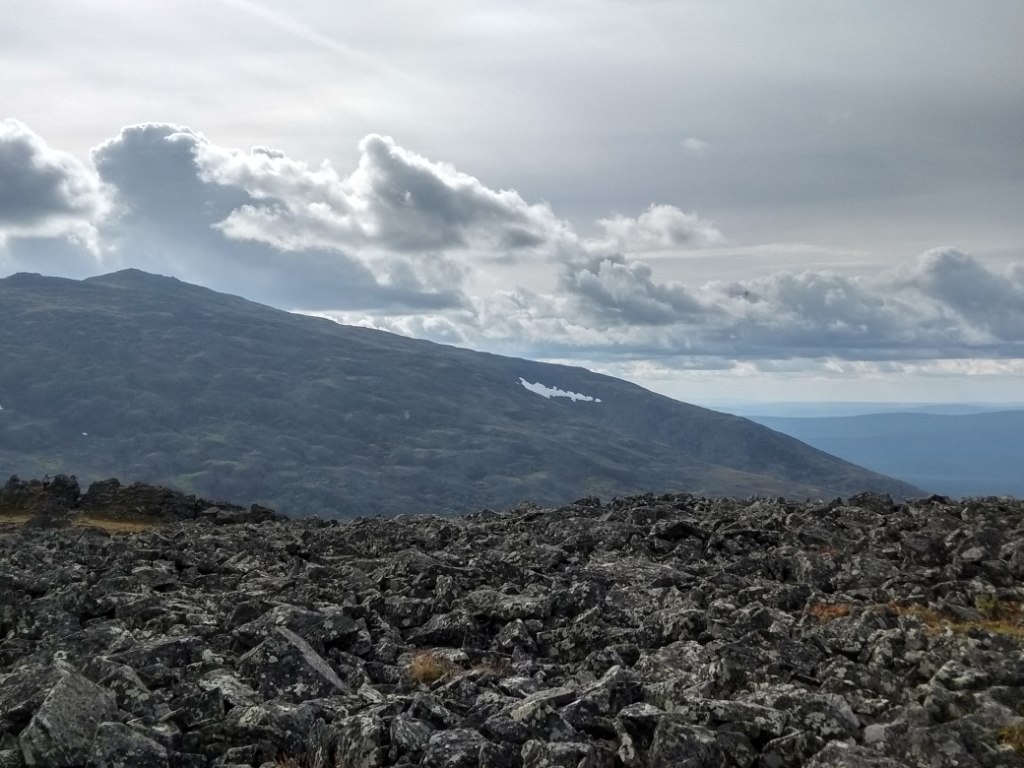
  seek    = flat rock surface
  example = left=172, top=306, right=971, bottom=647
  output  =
left=1, top=488, right=1023, bottom=766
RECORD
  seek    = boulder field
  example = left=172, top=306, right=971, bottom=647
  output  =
left=1, top=478, right=1023, bottom=767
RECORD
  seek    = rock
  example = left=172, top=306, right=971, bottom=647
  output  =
left=238, top=626, right=351, bottom=702
left=420, top=729, right=488, bottom=768
left=1, top=483, right=1022, bottom=766
left=647, top=718, right=728, bottom=767
left=521, top=739, right=602, bottom=768
left=333, top=714, right=385, bottom=768
left=19, top=673, right=120, bottom=767
left=86, top=722, right=169, bottom=768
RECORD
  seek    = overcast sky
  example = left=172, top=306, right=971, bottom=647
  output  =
left=2, top=0, right=1023, bottom=406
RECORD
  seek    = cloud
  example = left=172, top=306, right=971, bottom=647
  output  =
left=909, top=247, right=1024, bottom=339
left=681, top=137, right=709, bottom=155
left=592, top=204, right=723, bottom=253
left=209, top=133, right=575, bottom=259
left=0, top=119, right=105, bottom=235
left=358, top=249, right=1024, bottom=364
left=89, top=123, right=470, bottom=311
left=4, top=120, right=1022, bottom=373
left=560, top=253, right=709, bottom=326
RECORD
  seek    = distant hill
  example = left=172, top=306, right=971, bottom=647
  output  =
left=750, top=411, right=1024, bottom=498
left=0, top=270, right=920, bottom=516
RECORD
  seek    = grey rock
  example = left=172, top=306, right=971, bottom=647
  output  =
left=420, top=728, right=488, bottom=768
left=2, top=487, right=1023, bottom=766
left=86, top=722, right=169, bottom=768
left=19, top=673, right=119, bottom=767
left=238, top=626, right=351, bottom=702
left=647, top=718, right=728, bottom=768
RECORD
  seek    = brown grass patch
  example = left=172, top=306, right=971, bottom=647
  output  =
left=0, top=513, right=32, bottom=525
left=807, top=602, right=852, bottom=623
left=998, top=722, right=1024, bottom=753
left=71, top=515, right=164, bottom=534
left=408, top=650, right=460, bottom=685
left=887, top=600, right=1024, bottom=641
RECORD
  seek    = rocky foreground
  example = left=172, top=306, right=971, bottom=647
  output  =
left=1, top=477, right=1023, bottom=767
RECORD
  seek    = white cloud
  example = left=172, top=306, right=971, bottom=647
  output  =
left=0, top=119, right=106, bottom=233
left=592, top=204, right=723, bottom=253
left=355, top=249, right=1024, bottom=365
left=0, top=119, right=108, bottom=274
left=89, top=123, right=471, bottom=311
left=681, top=137, right=709, bottom=155
left=3, top=120, right=1024, bottom=382
left=207, top=133, right=576, bottom=259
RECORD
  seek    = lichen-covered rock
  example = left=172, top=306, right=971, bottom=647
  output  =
left=19, top=673, right=119, bottom=767
left=86, top=721, right=169, bottom=768
left=238, top=627, right=351, bottom=702
left=420, top=728, right=488, bottom=767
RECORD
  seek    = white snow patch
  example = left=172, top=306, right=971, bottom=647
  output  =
left=519, top=377, right=602, bottom=403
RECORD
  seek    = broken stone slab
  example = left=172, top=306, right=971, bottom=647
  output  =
left=86, top=721, right=169, bottom=768
left=19, top=672, right=120, bottom=767
left=238, top=626, right=351, bottom=703
left=420, top=728, right=489, bottom=768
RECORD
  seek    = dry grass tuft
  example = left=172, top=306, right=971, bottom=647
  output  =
left=998, top=722, right=1024, bottom=753
left=886, top=600, right=1024, bottom=641
left=807, top=602, right=852, bottom=623
left=471, top=658, right=511, bottom=677
left=71, top=515, right=164, bottom=534
left=409, top=650, right=460, bottom=685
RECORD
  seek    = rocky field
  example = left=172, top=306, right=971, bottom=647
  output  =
left=1, top=476, right=1023, bottom=767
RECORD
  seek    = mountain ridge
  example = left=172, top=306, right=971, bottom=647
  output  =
left=0, top=269, right=921, bottom=515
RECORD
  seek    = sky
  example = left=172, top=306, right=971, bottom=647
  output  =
left=2, top=0, right=1023, bottom=407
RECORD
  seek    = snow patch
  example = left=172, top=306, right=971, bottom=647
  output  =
left=519, top=378, right=601, bottom=403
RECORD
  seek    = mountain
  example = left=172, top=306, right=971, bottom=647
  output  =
left=750, top=411, right=1024, bottom=499
left=0, top=270, right=920, bottom=515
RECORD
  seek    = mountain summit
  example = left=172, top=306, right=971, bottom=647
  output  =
left=0, top=270, right=920, bottom=515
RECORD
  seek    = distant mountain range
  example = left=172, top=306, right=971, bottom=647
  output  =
left=0, top=270, right=919, bottom=516
left=749, top=411, right=1024, bottom=498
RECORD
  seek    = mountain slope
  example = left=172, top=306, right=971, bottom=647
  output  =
left=0, top=270, right=921, bottom=515
left=750, top=411, right=1024, bottom=498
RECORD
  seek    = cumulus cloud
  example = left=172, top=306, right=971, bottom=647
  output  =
left=360, top=249, right=1024, bottom=365
left=908, top=248, right=1024, bottom=339
left=4, top=120, right=1022, bottom=373
left=202, top=133, right=575, bottom=260
left=560, top=253, right=708, bottom=326
left=0, top=119, right=106, bottom=232
left=0, top=119, right=108, bottom=274
left=591, top=204, right=723, bottom=253
left=89, top=123, right=470, bottom=311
